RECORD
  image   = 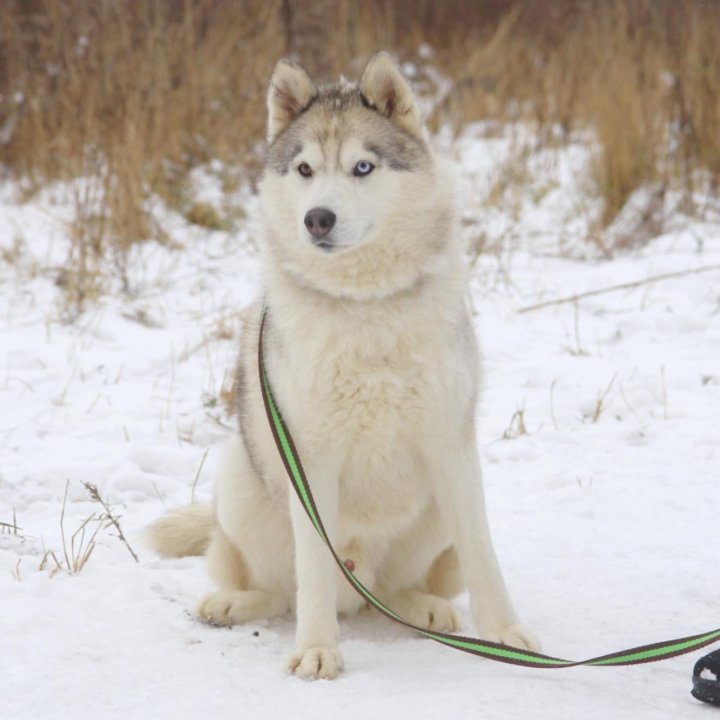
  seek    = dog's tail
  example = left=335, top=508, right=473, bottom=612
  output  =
left=146, top=503, right=213, bottom=557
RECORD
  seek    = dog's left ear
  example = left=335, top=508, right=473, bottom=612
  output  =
left=360, top=52, right=423, bottom=137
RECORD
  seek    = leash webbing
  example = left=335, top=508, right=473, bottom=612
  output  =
left=257, top=308, right=720, bottom=668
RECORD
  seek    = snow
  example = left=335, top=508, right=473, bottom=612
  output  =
left=1, top=127, right=719, bottom=719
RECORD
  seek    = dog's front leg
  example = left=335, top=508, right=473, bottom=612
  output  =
left=433, top=439, right=540, bottom=652
left=287, top=461, right=343, bottom=680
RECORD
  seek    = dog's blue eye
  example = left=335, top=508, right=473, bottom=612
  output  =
left=297, top=162, right=313, bottom=178
left=353, top=161, right=375, bottom=177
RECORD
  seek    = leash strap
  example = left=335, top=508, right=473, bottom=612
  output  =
left=258, top=307, right=720, bottom=668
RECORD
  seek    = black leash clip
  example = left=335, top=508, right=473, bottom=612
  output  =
left=692, top=649, right=720, bottom=706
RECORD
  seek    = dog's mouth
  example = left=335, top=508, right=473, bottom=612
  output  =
left=311, top=237, right=336, bottom=252
left=310, top=235, right=359, bottom=254
left=309, top=230, right=372, bottom=254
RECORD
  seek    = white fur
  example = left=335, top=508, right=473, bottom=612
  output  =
left=148, top=53, right=539, bottom=680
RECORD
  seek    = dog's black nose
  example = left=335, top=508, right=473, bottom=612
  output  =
left=304, top=208, right=336, bottom=239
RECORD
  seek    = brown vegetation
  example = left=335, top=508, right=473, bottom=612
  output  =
left=1, top=0, right=719, bottom=306
left=430, top=1, right=720, bottom=233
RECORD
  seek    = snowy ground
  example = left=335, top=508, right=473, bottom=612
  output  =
left=1, top=129, right=719, bottom=720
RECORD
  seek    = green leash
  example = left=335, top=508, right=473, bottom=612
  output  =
left=258, top=307, right=720, bottom=668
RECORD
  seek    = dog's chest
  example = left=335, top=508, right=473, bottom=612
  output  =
left=300, top=329, right=444, bottom=525
left=338, top=434, right=430, bottom=531
left=307, top=327, right=440, bottom=437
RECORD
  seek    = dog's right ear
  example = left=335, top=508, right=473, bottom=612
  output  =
left=267, top=59, right=316, bottom=143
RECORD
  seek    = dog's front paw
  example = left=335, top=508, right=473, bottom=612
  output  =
left=287, top=646, right=344, bottom=680
left=481, top=623, right=541, bottom=652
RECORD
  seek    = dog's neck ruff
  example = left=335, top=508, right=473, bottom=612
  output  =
left=277, top=258, right=430, bottom=304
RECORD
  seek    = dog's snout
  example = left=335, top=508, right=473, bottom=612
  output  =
left=304, top=208, right=336, bottom=239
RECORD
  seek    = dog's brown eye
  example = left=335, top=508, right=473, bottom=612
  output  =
left=297, top=162, right=313, bottom=178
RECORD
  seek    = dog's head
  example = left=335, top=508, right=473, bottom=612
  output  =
left=259, top=53, right=456, bottom=301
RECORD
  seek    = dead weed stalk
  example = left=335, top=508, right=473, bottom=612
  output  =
left=502, top=405, right=529, bottom=440
left=82, top=481, right=139, bottom=564
left=41, top=479, right=138, bottom=576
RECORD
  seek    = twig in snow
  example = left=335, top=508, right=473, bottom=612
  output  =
left=190, top=448, right=210, bottom=504
left=517, top=263, right=720, bottom=314
left=205, top=411, right=234, bottom=430
left=589, top=374, right=617, bottom=424
left=82, top=481, right=139, bottom=563
left=0, top=509, right=21, bottom=535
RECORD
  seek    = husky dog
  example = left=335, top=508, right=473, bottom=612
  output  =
left=149, top=52, right=539, bottom=679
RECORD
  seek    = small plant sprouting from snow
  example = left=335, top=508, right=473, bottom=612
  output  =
left=585, top=374, right=617, bottom=425
left=502, top=406, right=529, bottom=440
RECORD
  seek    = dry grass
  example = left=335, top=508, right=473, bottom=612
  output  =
left=431, top=1, right=720, bottom=248
left=83, top=480, right=139, bottom=563
left=0, top=1, right=278, bottom=179
left=0, top=511, right=21, bottom=535
left=1, top=0, right=720, bottom=307
left=43, top=479, right=105, bottom=575
left=1, top=0, right=282, bottom=311
left=502, top=406, right=529, bottom=440
left=38, top=479, right=138, bottom=577
left=587, top=375, right=617, bottom=424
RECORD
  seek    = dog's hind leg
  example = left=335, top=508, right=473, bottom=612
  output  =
left=382, top=546, right=464, bottom=632
left=206, top=523, right=248, bottom=591
left=425, top=546, right=464, bottom=599
left=197, top=524, right=289, bottom=625
left=429, top=435, right=540, bottom=651
left=197, top=590, right=288, bottom=626
left=384, top=588, right=461, bottom=632
left=374, top=503, right=463, bottom=632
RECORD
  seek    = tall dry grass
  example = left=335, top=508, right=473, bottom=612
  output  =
left=431, top=0, right=720, bottom=243
left=1, top=0, right=719, bottom=308
left=1, top=0, right=284, bottom=310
